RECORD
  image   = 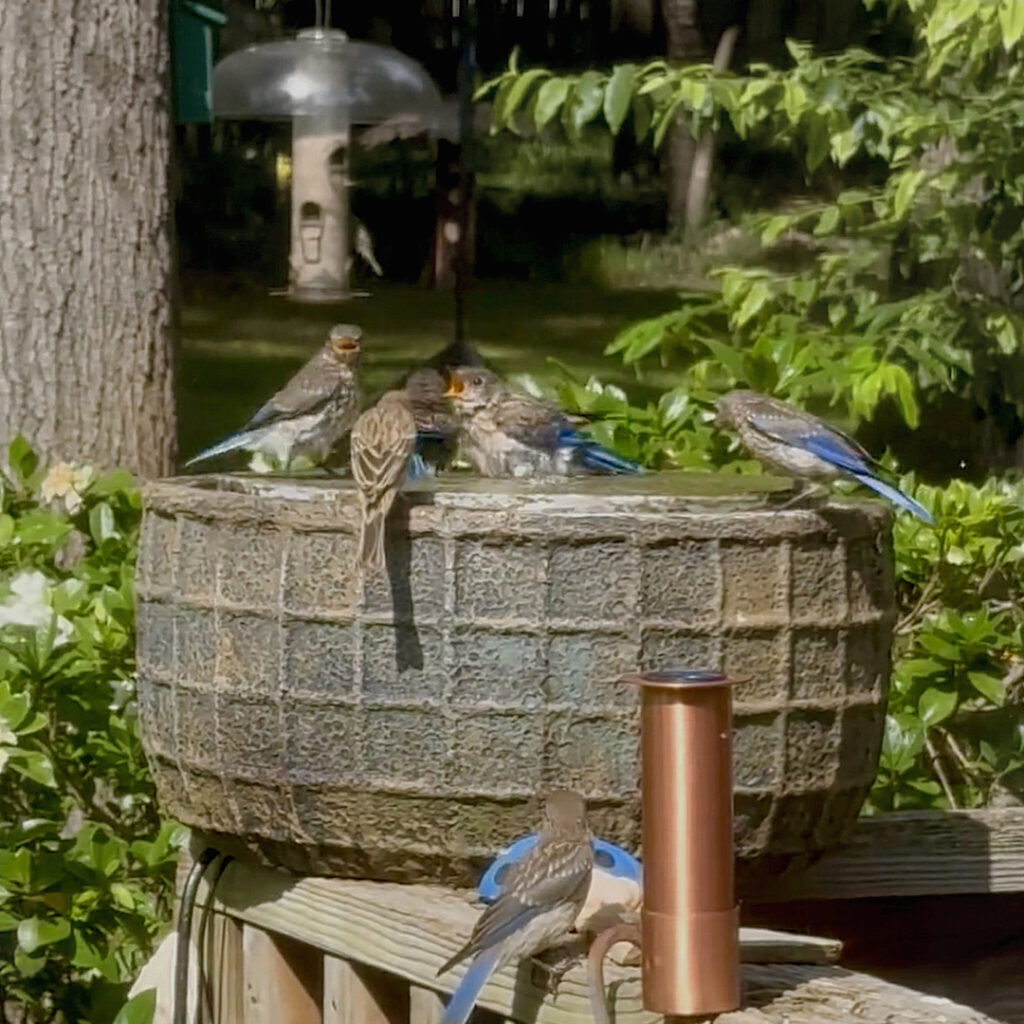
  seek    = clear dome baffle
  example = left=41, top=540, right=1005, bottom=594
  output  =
left=212, top=28, right=443, bottom=124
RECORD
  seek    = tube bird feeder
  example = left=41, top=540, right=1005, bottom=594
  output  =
left=212, top=28, right=442, bottom=302
left=622, top=669, right=741, bottom=1016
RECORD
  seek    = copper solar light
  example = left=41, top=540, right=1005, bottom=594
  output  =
left=622, top=669, right=741, bottom=1016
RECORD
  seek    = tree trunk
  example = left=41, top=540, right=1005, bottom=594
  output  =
left=0, top=0, right=176, bottom=477
left=661, top=0, right=703, bottom=232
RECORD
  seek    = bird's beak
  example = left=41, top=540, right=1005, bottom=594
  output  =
left=444, top=378, right=464, bottom=397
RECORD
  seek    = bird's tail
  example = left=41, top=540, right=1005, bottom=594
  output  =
left=441, top=949, right=501, bottom=1024
left=851, top=472, right=934, bottom=525
left=184, top=429, right=253, bottom=469
left=358, top=504, right=388, bottom=575
left=576, top=441, right=644, bottom=475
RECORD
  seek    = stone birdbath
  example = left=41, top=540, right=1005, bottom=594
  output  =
left=135, top=472, right=894, bottom=893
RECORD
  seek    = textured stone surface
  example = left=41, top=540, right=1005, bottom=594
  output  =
left=136, top=474, right=896, bottom=890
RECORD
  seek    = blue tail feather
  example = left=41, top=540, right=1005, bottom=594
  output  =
left=850, top=471, right=934, bottom=525
left=558, top=430, right=642, bottom=475
left=577, top=442, right=643, bottom=474
left=184, top=428, right=253, bottom=468
left=441, top=949, right=501, bottom=1024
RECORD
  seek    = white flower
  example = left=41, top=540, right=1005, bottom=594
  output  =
left=0, top=570, right=74, bottom=646
left=40, top=461, right=94, bottom=515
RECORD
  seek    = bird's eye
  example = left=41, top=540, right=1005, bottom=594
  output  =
left=472, top=376, right=484, bottom=386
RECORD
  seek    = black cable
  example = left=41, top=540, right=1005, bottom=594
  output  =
left=195, top=855, right=234, bottom=1024
left=174, top=847, right=219, bottom=1024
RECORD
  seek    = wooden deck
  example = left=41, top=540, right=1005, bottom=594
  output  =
left=126, top=855, right=1006, bottom=1024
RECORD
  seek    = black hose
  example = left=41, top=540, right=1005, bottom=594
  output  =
left=174, top=847, right=219, bottom=1024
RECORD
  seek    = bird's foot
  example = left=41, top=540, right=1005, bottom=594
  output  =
left=530, top=944, right=584, bottom=1000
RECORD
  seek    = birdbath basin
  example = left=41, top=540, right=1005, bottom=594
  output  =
left=135, top=472, right=895, bottom=891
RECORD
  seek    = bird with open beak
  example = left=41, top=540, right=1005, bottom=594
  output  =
left=443, top=367, right=641, bottom=478
left=185, top=324, right=362, bottom=471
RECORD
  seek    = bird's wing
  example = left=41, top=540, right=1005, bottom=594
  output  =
left=492, top=394, right=567, bottom=451
left=440, top=840, right=592, bottom=973
left=351, top=395, right=418, bottom=503
left=743, top=396, right=879, bottom=475
left=245, top=352, right=340, bottom=429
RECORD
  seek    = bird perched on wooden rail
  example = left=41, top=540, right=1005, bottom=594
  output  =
left=443, top=367, right=642, bottom=478
left=184, top=325, right=362, bottom=471
left=351, top=389, right=418, bottom=574
left=716, top=389, right=934, bottom=524
left=437, top=789, right=594, bottom=1024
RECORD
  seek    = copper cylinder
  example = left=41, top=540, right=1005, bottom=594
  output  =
left=622, top=669, right=741, bottom=1016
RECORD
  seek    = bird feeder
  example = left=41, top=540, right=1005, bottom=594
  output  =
left=212, top=28, right=442, bottom=302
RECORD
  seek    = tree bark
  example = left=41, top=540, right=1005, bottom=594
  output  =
left=0, top=0, right=177, bottom=477
left=661, top=0, right=703, bottom=232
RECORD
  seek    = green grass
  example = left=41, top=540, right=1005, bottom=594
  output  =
left=177, top=280, right=681, bottom=465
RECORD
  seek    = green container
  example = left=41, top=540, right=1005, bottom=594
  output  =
left=171, top=0, right=227, bottom=124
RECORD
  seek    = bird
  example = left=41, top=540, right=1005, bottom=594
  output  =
left=716, top=389, right=934, bottom=523
left=185, top=325, right=362, bottom=470
left=350, top=389, right=418, bottom=574
left=437, top=789, right=594, bottom=1024
left=443, top=367, right=642, bottom=478
left=404, top=368, right=460, bottom=476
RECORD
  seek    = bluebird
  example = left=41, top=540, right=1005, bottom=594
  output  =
left=437, top=789, right=594, bottom=1024
left=479, top=835, right=642, bottom=935
left=404, top=368, right=460, bottom=476
left=716, top=389, right=934, bottom=523
left=185, top=325, right=362, bottom=470
left=350, top=390, right=418, bottom=574
left=443, top=368, right=642, bottom=478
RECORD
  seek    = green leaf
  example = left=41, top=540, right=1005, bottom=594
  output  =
left=814, top=206, right=841, bottom=236
left=893, top=169, right=926, bottom=219
left=7, top=435, right=37, bottom=485
left=534, top=77, right=570, bottom=128
left=918, top=687, right=958, bottom=727
left=968, top=671, right=1005, bottom=705
left=603, top=65, right=636, bottom=134
left=89, top=501, right=118, bottom=545
left=12, top=751, right=57, bottom=788
left=501, top=68, right=550, bottom=130
left=998, top=0, right=1024, bottom=47
left=733, top=281, right=772, bottom=327
left=571, top=71, right=605, bottom=135
left=0, top=513, right=14, bottom=546
left=17, top=915, right=71, bottom=953
left=113, top=988, right=157, bottom=1024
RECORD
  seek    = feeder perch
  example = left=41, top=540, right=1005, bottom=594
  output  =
left=212, top=28, right=443, bottom=302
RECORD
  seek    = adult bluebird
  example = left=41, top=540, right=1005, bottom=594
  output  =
left=185, top=324, right=362, bottom=470
left=351, top=390, right=418, bottom=574
left=444, top=367, right=641, bottom=478
left=437, top=789, right=594, bottom=1024
left=716, top=389, right=934, bottom=523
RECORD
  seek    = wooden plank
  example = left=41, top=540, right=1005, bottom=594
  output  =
left=243, top=924, right=322, bottom=1024
left=198, top=860, right=1000, bottom=1024
left=756, top=808, right=1024, bottom=902
left=323, top=956, right=401, bottom=1024
left=204, top=912, right=244, bottom=1024
left=409, top=983, right=445, bottom=1024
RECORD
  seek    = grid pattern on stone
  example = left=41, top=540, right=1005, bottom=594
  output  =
left=135, top=483, right=894, bottom=877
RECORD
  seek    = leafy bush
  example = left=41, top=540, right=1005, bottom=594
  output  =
left=0, top=439, right=180, bottom=1024
left=492, top=0, right=1024, bottom=810
left=874, top=476, right=1024, bottom=810
left=483, top=0, right=1024, bottom=459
